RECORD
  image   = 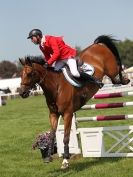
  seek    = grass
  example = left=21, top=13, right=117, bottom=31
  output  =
left=0, top=95, right=133, bottom=177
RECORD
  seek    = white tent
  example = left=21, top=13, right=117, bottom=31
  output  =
left=0, top=78, right=21, bottom=93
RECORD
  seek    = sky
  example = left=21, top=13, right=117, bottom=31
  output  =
left=0, top=0, right=133, bottom=61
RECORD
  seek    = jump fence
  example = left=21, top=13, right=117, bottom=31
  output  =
left=56, top=91, right=133, bottom=157
left=93, top=91, right=133, bottom=99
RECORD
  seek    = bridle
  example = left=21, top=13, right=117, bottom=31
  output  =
left=37, top=69, right=47, bottom=86
left=21, top=64, right=47, bottom=94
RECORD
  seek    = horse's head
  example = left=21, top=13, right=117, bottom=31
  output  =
left=19, top=57, right=40, bottom=98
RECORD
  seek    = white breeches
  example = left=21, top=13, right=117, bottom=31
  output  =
left=66, top=58, right=80, bottom=77
left=54, top=58, right=80, bottom=78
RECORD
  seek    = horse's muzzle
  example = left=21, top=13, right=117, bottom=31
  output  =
left=19, top=86, right=30, bottom=98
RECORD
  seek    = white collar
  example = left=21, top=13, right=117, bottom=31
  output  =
left=40, top=35, right=46, bottom=47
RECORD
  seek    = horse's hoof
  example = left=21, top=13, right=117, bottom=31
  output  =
left=43, top=156, right=53, bottom=163
left=61, top=159, right=69, bottom=169
left=122, top=78, right=130, bottom=85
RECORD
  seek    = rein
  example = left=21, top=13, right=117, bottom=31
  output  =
left=37, top=69, right=47, bottom=86
left=30, top=65, right=48, bottom=91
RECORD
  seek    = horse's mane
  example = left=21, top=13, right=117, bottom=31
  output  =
left=24, top=56, right=61, bottom=73
left=24, top=55, right=44, bottom=64
left=94, top=35, right=122, bottom=69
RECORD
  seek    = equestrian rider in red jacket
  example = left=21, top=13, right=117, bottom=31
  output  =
left=27, top=29, right=80, bottom=78
left=27, top=29, right=103, bottom=87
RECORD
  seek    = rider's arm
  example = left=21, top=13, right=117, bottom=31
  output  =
left=47, top=37, right=60, bottom=65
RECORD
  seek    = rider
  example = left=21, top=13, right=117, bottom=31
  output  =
left=27, top=29, right=103, bottom=87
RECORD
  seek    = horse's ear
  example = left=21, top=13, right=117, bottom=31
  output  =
left=19, top=58, right=25, bottom=65
left=25, top=57, right=32, bottom=66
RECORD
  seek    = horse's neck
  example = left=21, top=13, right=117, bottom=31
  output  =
left=34, top=64, right=58, bottom=98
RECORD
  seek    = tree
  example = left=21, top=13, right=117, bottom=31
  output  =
left=0, top=60, right=18, bottom=79
left=116, top=39, right=133, bottom=67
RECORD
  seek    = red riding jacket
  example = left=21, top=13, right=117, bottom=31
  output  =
left=39, top=35, right=77, bottom=65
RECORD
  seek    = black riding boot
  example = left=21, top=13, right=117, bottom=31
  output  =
left=80, top=72, right=104, bottom=88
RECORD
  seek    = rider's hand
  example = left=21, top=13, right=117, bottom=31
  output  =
left=43, top=62, right=49, bottom=68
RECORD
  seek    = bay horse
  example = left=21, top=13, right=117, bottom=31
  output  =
left=19, top=35, right=129, bottom=169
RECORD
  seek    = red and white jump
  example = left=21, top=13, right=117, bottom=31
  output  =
left=93, top=91, right=133, bottom=99
left=82, top=101, right=133, bottom=110
left=56, top=91, right=133, bottom=158
left=77, top=114, right=133, bottom=122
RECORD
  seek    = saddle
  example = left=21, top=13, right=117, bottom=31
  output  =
left=62, top=59, right=104, bottom=88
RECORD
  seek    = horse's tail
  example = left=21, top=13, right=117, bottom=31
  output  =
left=94, top=35, right=130, bottom=85
left=94, top=35, right=122, bottom=68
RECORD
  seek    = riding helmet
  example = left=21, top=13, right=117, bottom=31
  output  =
left=27, top=29, right=42, bottom=39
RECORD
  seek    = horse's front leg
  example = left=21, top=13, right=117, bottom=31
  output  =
left=61, top=112, right=73, bottom=169
left=45, top=112, right=59, bottom=163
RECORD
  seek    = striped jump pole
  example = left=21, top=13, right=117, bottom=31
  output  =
left=76, top=114, right=133, bottom=122
left=93, top=91, right=133, bottom=99
left=73, top=91, right=133, bottom=158
left=82, top=102, right=133, bottom=110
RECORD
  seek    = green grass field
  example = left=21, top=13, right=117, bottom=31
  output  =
left=0, top=95, right=133, bottom=177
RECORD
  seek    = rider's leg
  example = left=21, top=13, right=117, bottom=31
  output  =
left=66, top=58, right=80, bottom=77
left=67, top=58, right=103, bottom=88
left=80, top=72, right=104, bottom=88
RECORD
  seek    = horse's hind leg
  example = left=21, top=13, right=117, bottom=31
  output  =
left=111, top=70, right=130, bottom=85
left=105, top=60, right=130, bottom=85
left=61, top=112, right=73, bottom=169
